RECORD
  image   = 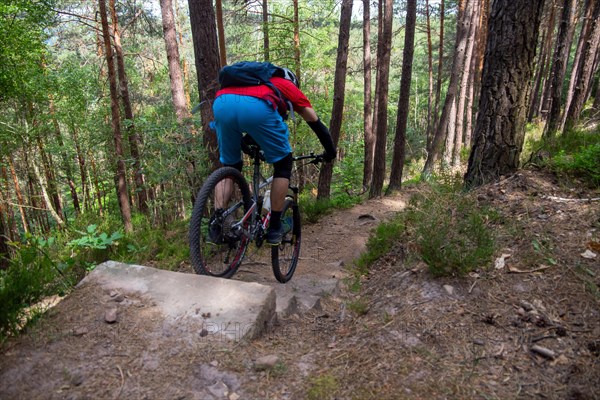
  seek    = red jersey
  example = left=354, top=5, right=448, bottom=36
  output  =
left=215, top=77, right=312, bottom=112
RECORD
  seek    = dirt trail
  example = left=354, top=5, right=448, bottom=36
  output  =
left=0, top=192, right=410, bottom=400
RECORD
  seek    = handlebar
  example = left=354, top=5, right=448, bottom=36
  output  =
left=293, top=152, right=325, bottom=164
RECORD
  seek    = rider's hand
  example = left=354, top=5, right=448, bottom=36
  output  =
left=323, top=149, right=336, bottom=162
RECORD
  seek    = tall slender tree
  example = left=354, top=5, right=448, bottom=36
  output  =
left=564, top=0, right=600, bottom=129
left=109, top=0, right=147, bottom=214
left=369, top=0, right=393, bottom=198
left=98, top=0, right=132, bottom=232
left=388, top=0, right=417, bottom=192
left=362, top=0, right=374, bottom=190
left=546, top=0, right=578, bottom=136
left=465, top=0, right=546, bottom=188
left=423, top=0, right=473, bottom=177
left=317, top=0, right=353, bottom=200
left=188, top=0, right=221, bottom=172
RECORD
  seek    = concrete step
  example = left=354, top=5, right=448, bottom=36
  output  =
left=82, top=261, right=276, bottom=341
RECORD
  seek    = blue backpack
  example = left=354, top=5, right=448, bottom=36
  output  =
left=218, top=61, right=291, bottom=119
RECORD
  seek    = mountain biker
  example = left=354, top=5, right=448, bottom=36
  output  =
left=211, top=66, right=337, bottom=245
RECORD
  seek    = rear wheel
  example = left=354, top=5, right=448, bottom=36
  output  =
left=271, top=198, right=301, bottom=283
left=189, top=167, right=252, bottom=278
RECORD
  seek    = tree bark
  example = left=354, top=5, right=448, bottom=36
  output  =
left=362, top=0, right=374, bottom=190
left=430, top=0, right=445, bottom=152
left=188, top=0, right=221, bottom=173
left=528, top=1, right=556, bottom=122
left=109, top=0, right=147, bottom=214
left=161, top=0, right=191, bottom=124
left=388, top=0, right=417, bottom=192
left=317, top=0, right=353, bottom=200
left=31, top=156, right=65, bottom=228
left=215, top=0, right=227, bottom=67
left=423, top=0, right=473, bottom=178
left=546, top=0, right=578, bottom=135
left=565, top=0, right=600, bottom=129
left=465, top=0, right=546, bottom=188
left=369, top=0, right=393, bottom=198
left=7, top=155, right=30, bottom=233
left=99, top=0, right=133, bottom=232
left=263, top=0, right=270, bottom=61
left=453, top=0, right=478, bottom=167
left=561, top=0, right=593, bottom=130
left=425, top=0, right=434, bottom=147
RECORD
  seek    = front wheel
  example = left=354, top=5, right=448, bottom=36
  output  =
left=189, top=167, right=252, bottom=278
left=271, top=198, right=301, bottom=283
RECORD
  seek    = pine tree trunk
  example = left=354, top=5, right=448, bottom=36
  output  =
left=263, top=0, right=270, bottom=61
left=369, top=0, right=393, bottom=198
left=8, top=155, right=30, bottom=233
left=387, top=0, right=417, bottom=192
left=425, top=0, right=434, bottom=147
left=215, top=0, right=227, bottom=67
left=188, top=0, right=221, bottom=173
left=317, top=0, right=353, bottom=200
left=99, top=0, right=132, bottom=232
left=109, top=0, right=147, bottom=214
left=546, top=0, right=578, bottom=136
left=423, top=0, right=473, bottom=178
left=430, top=0, right=445, bottom=152
left=362, top=0, right=374, bottom=190
left=453, top=0, right=478, bottom=167
left=465, top=0, right=546, bottom=188
left=528, top=1, right=556, bottom=122
left=565, top=0, right=600, bottom=129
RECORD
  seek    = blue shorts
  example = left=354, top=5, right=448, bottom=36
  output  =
left=212, top=94, right=292, bottom=165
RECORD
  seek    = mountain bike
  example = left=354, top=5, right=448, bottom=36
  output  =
left=189, top=137, right=323, bottom=283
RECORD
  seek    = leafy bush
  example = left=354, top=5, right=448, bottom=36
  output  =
left=0, top=236, right=63, bottom=339
left=354, top=216, right=405, bottom=274
left=404, top=187, right=497, bottom=277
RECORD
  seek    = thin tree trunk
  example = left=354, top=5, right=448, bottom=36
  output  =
left=423, top=0, right=473, bottom=178
left=528, top=1, right=556, bottom=122
left=161, top=0, right=192, bottom=123
left=1, top=164, right=18, bottom=242
left=49, top=96, right=80, bottom=216
left=362, top=0, right=374, bottom=190
left=453, top=0, right=478, bottom=167
left=565, top=0, right=600, bottom=129
left=372, top=0, right=383, bottom=143
left=174, top=0, right=192, bottom=110
left=215, top=0, right=226, bottom=67
left=425, top=0, right=434, bottom=145
left=7, top=156, right=29, bottom=233
left=71, top=124, right=91, bottom=211
left=369, top=0, right=393, bottom=198
left=109, top=0, right=147, bottom=214
left=293, top=0, right=301, bottom=85
left=388, top=0, right=417, bottom=192
left=99, top=0, right=133, bottom=232
left=35, top=135, right=63, bottom=221
left=88, top=150, right=104, bottom=215
left=188, top=0, right=221, bottom=172
left=263, top=0, right=270, bottom=61
left=317, top=0, right=353, bottom=200
left=31, top=157, right=65, bottom=228
left=561, top=0, right=592, bottom=130
left=443, top=98, right=457, bottom=165
left=546, top=0, right=578, bottom=135
left=430, top=0, right=445, bottom=152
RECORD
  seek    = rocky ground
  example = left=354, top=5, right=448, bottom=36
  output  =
left=0, top=168, right=599, bottom=399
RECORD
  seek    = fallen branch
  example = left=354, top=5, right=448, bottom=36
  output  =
left=541, top=195, right=600, bottom=203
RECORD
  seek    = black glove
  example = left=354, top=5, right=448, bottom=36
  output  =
left=307, top=118, right=336, bottom=162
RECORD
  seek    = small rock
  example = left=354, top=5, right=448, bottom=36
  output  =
left=255, top=354, right=280, bottom=371
left=72, top=327, right=88, bottom=336
left=104, top=308, right=118, bottom=323
left=112, top=293, right=125, bottom=303
left=70, top=372, right=85, bottom=386
left=200, top=329, right=209, bottom=337
left=531, top=344, right=556, bottom=360
left=473, top=339, right=485, bottom=346
left=443, top=285, right=455, bottom=295
left=207, top=381, right=229, bottom=398
left=229, top=393, right=241, bottom=400
left=109, top=290, right=119, bottom=298
left=210, top=360, right=219, bottom=367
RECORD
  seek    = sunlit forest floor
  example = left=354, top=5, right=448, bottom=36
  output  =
left=1, top=168, right=598, bottom=399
